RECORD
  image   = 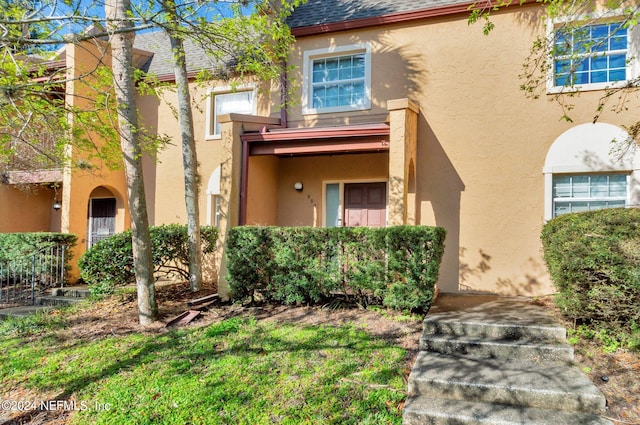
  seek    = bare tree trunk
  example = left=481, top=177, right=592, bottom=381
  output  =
left=106, top=0, right=158, bottom=324
left=164, top=2, right=202, bottom=292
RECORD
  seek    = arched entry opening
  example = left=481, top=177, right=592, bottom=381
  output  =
left=87, top=186, right=117, bottom=248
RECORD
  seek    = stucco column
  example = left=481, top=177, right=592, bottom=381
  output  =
left=387, top=98, right=419, bottom=226
left=215, top=115, right=244, bottom=300
left=215, top=113, right=281, bottom=300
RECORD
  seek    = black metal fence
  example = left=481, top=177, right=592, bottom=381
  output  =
left=0, top=245, right=67, bottom=306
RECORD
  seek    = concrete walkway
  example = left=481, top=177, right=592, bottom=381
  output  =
left=403, top=294, right=613, bottom=425
left=0, top=286, right=90, bottom=319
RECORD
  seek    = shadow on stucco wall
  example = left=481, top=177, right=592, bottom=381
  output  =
left=416, top=117, right=465, bottom=293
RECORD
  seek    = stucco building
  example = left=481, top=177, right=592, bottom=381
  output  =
left=2, top=0, right=639, bottom=297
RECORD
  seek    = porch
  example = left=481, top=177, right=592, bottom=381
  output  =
left=214, top=99, right=420, bottom=299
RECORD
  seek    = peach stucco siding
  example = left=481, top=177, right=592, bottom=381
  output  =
left=61, top=42, right=130, bottom=279
left=278, top=4, right=640, bottom=296
left=4, top=3, right=637, bottom=296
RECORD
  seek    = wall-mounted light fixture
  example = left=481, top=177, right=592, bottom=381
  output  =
left=293, top=182, right=303, bottom=192
left=53, top=200, right=61, bottom=211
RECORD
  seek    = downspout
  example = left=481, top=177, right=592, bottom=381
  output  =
left=280, top=59, right=288, bottom=128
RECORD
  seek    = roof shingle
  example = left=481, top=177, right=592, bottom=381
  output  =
left=286, top=0, right=471, bottom=29
left=133, top=30, right=227, bottom=77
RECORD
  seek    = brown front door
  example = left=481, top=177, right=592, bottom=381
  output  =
left=344, top=182, right=386, bottom=227
left=88, top=198, right=116, bottom=247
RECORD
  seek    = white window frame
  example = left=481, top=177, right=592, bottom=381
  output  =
left=205, top=84, right=257, bottom=140
left=206, top=166, right=222, bottom=227
left=321, top=178, right=387, bottom=227
left=547, top=11, right=640, bottom=93
left=543, top=123, right=640, bottom=221
left=551, top=173, right=629, bottom=217
left=302, top=44, right=372, bottom=115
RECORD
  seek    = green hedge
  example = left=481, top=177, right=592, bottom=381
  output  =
left=79, top=224, right=218, bottom=294
left=541, top=208, right=640, bottom=332
left=0, top=233, right=77, bottom=261
left=0, top=233, right=77, bottom=286
left=226, top=225, right=446, bottom=312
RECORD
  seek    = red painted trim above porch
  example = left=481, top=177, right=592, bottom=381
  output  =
left=241, top=123, right=390, bottom=157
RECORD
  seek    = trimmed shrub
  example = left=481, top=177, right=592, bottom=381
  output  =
left=0, top=233, right=77, bottom=261
left=541, top=208, right=640, bottom=334
left=226, top=225, right=446, bottom=312
left=0, top=233, right=77, bottom=285
left=79, top=224, right=218, bottom=294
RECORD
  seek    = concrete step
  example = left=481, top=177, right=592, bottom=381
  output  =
left=420, top=334, right=574, bottom=362
left=35, top=296, right=84, bottom=307
left=407, top=351, right=607, bottom=415
left=423, top=296, right=567, bottom=343
left=403, top=396, right=614, bottom=425
left=423, top=317, right=566, bottom=343
left=51, top=287, right=91, bottom=299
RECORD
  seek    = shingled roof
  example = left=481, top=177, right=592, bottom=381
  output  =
left=286, top=0, right=472, bottom=29
left=133, top=30, right=229, bottom=78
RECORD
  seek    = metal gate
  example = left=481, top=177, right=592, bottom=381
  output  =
left=0, top=245, right=67, bottom=306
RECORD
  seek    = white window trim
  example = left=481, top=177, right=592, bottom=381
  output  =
left=550, top=173, right=630, bottom=217
left=206, top=166, right=222, bottom=226
left=302, top=44, right=372, bottom=115
left=321, top=178, right=387, bottom=227
left=546, top=10, right=640, bottom=93
left=542, top=123, right=640, bottom=221
left=205, top=84, right=257, bottom=140
left=544, top=169, right=639, bottom=220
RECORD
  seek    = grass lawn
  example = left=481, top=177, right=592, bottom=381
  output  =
left=0, top=295, right=412, bottom=425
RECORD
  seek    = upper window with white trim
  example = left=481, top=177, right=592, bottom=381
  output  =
left=549, top=14, right=640, bottom=91
left=303, top=44, right=371, bottom=114
left=205, top=86, right=256, bottom=139
left=553, top=22, right=627, bottom=87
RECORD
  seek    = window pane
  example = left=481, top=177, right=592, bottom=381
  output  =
left=588, top=201, right=607, bottom=210
left=609, top=175, right=627, bottom=196
left=571, top=201, right=589, bottom=212
left=610, top=35, right=627, bottom=50
left=609, top=69, right=626, bottom=81
left=309, top=51, right=367, bottom=110
left=553, top=22, right=628, bottom=87
left=591, top=56, right=608, bottom=70
left=553, top=176, right=572, bottom=198
left=609, top=54, right=626, bottom=68
left=555, top=59, right=571, bottom=74
left=313, top=69, right=326, bottom=83
left=213, top=91, right=254, bottom=135
left=590, top=175, right=609, bottom=196
left=326, top=183, right=340, bottom=227
left=572, top=176, right=589, bottom=197
left=591, top=71, right=607, bottom=83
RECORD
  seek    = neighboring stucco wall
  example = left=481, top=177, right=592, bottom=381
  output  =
left=276, top=153, right=389, bottom=227
left=63, top=41, right=130, bottom=280
left=0, top=185, right=55, bottom=233
left=140, top=80, right=271, bottom=227
left=282, top=4, right=640, bottom=296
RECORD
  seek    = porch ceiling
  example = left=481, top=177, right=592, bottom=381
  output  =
left=241, top=123, right=390, bottom=157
